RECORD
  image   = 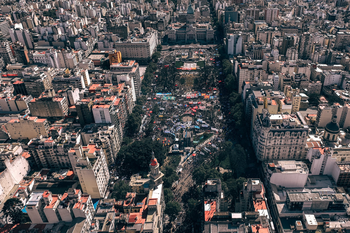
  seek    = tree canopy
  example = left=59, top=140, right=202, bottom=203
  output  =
left=111, top=181, right=131, bottom=200
left=118, top=138, right=166, bottom=176
left=1, top=198, right=25, bottom=224
left=165, top=201, right=181, bottom=220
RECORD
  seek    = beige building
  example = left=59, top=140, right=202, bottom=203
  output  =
left=69, top=144, right=110, bottom=199
left=0, top=147, right=30, bottom=202
left=28, top=90, right=68, bottom=118
left=114, top=29, right=158, bottom=62
left=27, top=132, right=80, bottom=168
left=252, top=109, right=308, bottom=161
left=316, top=104, right=342, bottom=128
left=4, top=116, right=49, bottom=139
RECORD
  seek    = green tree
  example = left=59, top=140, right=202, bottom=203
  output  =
left=222, top=59, right=233, bottom=76
left=152, top=51, right=161, bottom=63
left=165, top=201, right=181, bottom=220
left=229, top=144, right=247, bottom=178
left=1, top=198, right=25, bottom=224
left=112, top=181, right=131, bottom=200
left=225, top=74, right=236, bottom=93
left=119, top=138, right=167, bottom=176
left=157, top=44, right=162, bottom=51
left=164, top=188, right=174, bottom=203
left=126, top=113, right=141, bottom=136
left=180, top=78, right=186, bottom=85
left=193, top=164, right=221, bottom=184
left=218, top=141, right=232, bottom=164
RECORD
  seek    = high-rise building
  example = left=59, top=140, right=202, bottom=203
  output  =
left=0, top=19, right=10, bottom=39
left=0, top=41, right=15, bottom=65
left=81, top=124, right=121, bottom=166
left=5, top=116, right=49, bottom=140
left=23, top=72, right=52, bottom=98
left=11, top=42, right=30, bottom=64
left=28, top=89, right=69, bottom=117
left=27, top=132, right=80, bottom=168
left=227, top=33, right=242, bottom=55
left=9, top=28, right=34, bottom=49
left=69, top=144, right=110, bottom=198
left=252, top=109, right=308, bottom=161
left=264, top=8, right=279, bottom=24
left=76, top=99, right=94, bottom=126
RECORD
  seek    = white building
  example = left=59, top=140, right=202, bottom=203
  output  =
left=266, top=160, right=309, bottom=188
left=69, top=144, right=110, bottom=198
left=227, top=33, right=242, bottom=55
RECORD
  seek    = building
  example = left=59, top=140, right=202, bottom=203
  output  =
left=27, top=132, right=80, bottom=168
left=0, top=146, right=30, bottom=203
left=252, top=109, right=308, bottom=161
left=236, top=59, right=266, bottom=93
left=316, top=104, right=342, bottom=128
left=264, top=8, right=279, bottom=24
left=108, top=50, right=122, bottom=64
left=114, top=29, right=158, bottom=62
left=9, top=28, right=34, bottom=49
left=11, top=42, right=30, bottom=64
left=69, top=144, right=110, bottom=198
left=26, top=192, right=48, bottom=223
left=265, top=160, right=309, bottom=188
left=227, top=33, right=243, bottom=55
left=0, top=41, right=15, bottom=65
left=26, top=189, right=93, bottom=229
left=0, top=94, right=33, bottom=113
left=81, top=124, right=121, bottom=166
left=167, top=23, right=214, bottom=43
left=28, top=90, right=69, bottom=118
left=76, top=99, right=94, bottom=127
left=109, top=60, right=141, bottom=97
left=23, top=72, right=52, bottom=98
left=5, top=116, right=49, bottom=140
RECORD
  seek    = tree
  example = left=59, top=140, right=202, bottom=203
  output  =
left=112, top=181, right=131, bottom=200
left=157, top=44, right=162, bottom=51
left=225, top=74, right=236, bottom=93
left=126, top=113, right=141, bottom=136
left=164, top=188, right=174, bottom=203
left=119, top=138, right=167, bottom=176
left=218, top=141, right=233, bottom=164
left=1, top=198, right=25, bottom=224
left=180, top=78, right=186, bottom=85
left=152, top=51, right=161, bottom=63
left=222, top=59, right=233, bottom=76
left=229, top=144, right=247, bottom=178
left=165, top=201, right=181, bottom=220
left=193, top=164, right=221, bottom=184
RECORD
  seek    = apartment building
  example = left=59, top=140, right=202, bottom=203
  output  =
left=109, top=60, right=141, bottom=97
left=5, top=116, right=49, bottom=139
left=252, top=109, right=308, bottom=161
left=28, top=89, right=69, bottom=117
left=69, top=144, right=110, bottom=198
left=81, top=124, right=121, bottom=166
left=23, top=72, right=52, bottom=98
left=26, top=189, right=94, bottom=230
left=27, top=132, right=80, bottom=168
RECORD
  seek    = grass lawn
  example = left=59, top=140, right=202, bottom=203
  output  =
left=175, top=61, right=184, bottom=68
left=197, top=61, right=205, bottom=68
left=193, top=132, right=213, bottom=144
